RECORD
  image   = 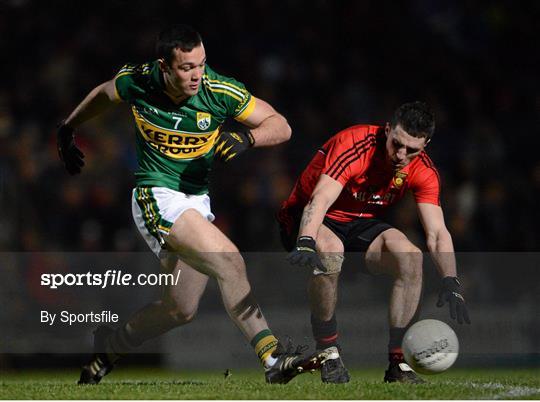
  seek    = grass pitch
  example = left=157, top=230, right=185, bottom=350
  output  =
left=1, top=367, right=539, bottom=399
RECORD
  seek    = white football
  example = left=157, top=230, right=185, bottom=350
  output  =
left=402, top=319, right=459, bottom=375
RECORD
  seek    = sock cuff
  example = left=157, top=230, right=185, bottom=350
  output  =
left=250, top=329, right=273, bottom=348
left=312, top=314, right=339, bottom=349
left=251, top=329, right=278, bottom=364
left=389, top=347, right=404, bottom=363
left=319, top=334, right=339, bottom=343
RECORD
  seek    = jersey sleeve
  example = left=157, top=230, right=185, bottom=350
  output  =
left=202, top=66, right=255, bottom=122
left=114, top=63, right=148, bottom=103
left=320, top=135, right=358, bottom=186
left=411, top=162, right=441, bottom=206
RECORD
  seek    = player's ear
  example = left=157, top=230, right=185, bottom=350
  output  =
left=385, top=122, right=391, bottom=136
left=158, top=58, right=169, bottom=73
left=424, top=137, right=431, bottom=147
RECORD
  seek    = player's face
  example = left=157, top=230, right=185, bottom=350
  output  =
left=160, top=44, right=206, bottom=98
left=385, top=124, right=428, bottom=170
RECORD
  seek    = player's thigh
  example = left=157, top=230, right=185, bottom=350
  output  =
left=316, top=224, right=345, bottom=254
left=364, top=228, right=420, bottom=276
left=164, top=209, right=244, bottom=278
left=160, top=255, right=209, bottom=314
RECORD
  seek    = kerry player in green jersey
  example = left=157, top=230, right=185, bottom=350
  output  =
left=57, top=25, right=322, bottom=384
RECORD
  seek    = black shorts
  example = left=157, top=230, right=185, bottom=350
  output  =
left=277, top=207, right=394, bottom=253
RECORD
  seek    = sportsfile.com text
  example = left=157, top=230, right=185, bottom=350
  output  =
left=40, top=269, right=181, bottom=289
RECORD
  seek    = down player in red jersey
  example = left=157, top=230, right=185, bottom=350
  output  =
left=278, top=102, right=470, bottom=384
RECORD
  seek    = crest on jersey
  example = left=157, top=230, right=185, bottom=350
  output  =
left=393, top=171, right=408, bottom=188
left=197, top=112, right=211, bottom=130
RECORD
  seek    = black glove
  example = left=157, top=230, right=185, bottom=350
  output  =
left=437, top=276, right=471, bottom=324
left=214, top=129, right=255, bottom=162
left=287, top=236, right=326, bottom=273
left=57, top=122, right=85, bottom=175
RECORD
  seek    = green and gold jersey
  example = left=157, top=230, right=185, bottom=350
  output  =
left=114, top=61, right=255, bottom=194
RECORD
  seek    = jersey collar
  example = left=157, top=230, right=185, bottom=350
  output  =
left=150, top=60, right=165, bottom=91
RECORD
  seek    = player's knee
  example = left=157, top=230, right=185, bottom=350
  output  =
left=194, top=241, right=246, bottom=281
left=316, top=233, right=344, bottom=275
left=168, top=304, right=199, bottom=325
left=319, top=254, right=344, bottom=275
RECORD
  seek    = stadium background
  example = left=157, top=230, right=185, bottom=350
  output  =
left=0, top=0, right=538, bottom=371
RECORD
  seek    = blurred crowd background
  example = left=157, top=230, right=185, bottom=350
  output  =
left=0, top=0, right=539, bottom=369
left=1, top=0, right=537, bottom=254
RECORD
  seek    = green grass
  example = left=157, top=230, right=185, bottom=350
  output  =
left=1, top=367, right=539, bottom=399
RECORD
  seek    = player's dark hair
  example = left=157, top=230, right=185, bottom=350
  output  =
left=156, top=24, right=203, bottom=66
left=391, top=101, right=435, bottom=140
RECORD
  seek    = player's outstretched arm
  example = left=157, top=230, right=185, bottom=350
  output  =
left=417, top=202, right=471, bottom=324
left=287, top=174, right=343, bottom=272
left=58, top=80, right=122, bottom=174
left=64, top=79, right=122, bottom=128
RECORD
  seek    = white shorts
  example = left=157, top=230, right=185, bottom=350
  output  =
left=131, top=187, right=215, bottom=257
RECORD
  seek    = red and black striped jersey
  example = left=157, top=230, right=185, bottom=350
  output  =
left=282, top=125, right=441, bottom=222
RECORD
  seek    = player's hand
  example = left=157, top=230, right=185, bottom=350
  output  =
left=437, top=276, right=471, bottom=324
left=287, top=236, right=326, bottom=273
left=214, top=129, right=255, bottom=162
left=57, top=122, right=85, bottom=175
